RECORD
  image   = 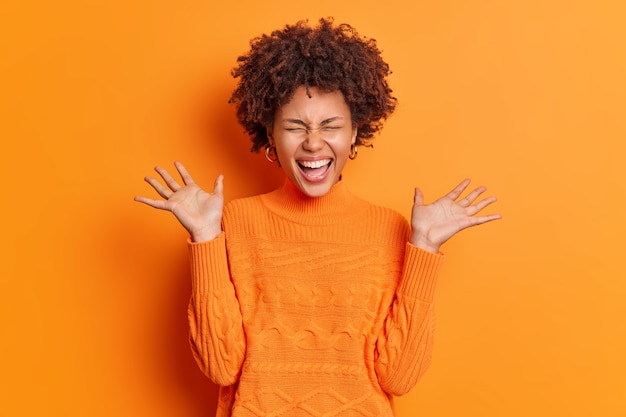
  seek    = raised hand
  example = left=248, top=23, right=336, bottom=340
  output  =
left=409, top=179, right=501, bottom=253
left=134, top=161, right=224, bottom=242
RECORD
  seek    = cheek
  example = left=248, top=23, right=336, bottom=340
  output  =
left=334, top=136, right=355, bottom=156
left=274, top=137, right=297, bottom=157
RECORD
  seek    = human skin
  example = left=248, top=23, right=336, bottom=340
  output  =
left=134, top=87, right=501, bottom=250
left=268, top=86, right=357, bottom=199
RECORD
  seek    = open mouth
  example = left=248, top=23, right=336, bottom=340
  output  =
left=297, top=159, right=333, bottom=180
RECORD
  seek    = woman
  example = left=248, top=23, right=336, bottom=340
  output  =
left=135, top=18, right=500, bottom=417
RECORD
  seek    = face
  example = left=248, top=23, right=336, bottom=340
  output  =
left=270, top=86, right=357, bottom=198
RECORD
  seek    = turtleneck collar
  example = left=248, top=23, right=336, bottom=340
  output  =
left=260, top=178, right=368, bottom=225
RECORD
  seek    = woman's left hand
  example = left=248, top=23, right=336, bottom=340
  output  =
left=409, top=179, right=501, bottom=253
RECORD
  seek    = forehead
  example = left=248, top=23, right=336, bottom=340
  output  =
left=276, top=86, right=350, bottom=120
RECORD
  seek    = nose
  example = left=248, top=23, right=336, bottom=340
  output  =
left=302, top=128, right=325, bottom=152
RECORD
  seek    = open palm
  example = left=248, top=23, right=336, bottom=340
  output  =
left=134, top=162, right=224, bottom=242
left=410, top=179, right=501, bottom=253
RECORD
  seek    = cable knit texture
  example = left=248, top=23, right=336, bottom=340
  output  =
left=188, top=180, right=443, bottom=417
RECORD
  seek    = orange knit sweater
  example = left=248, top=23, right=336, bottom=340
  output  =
left=187, top=179, right=443, bottom=417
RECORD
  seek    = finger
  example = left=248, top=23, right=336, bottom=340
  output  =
left=213, top=174, right=224, bottom=196
left=446, top=179, right=471, bottom=201
left=467, top=196, right=498, bottom=215
left=469, top=213, right=502, bottom=226
left=174, top=161, right=196, bottom=186
left=133, top=195, right=170, bottom=210
left=413, top=187, right=424, bottom=206
left=155, top=166, right=182, bottom=191
left=458, top=186, right=487, bottom=208
left=144, top=176, right=173, bottom=199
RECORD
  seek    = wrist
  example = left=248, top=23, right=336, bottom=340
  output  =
left=190, top=224, right=222, bottom=243
left=409, top=231, right=440, bottom=254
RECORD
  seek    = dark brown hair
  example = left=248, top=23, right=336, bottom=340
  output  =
left=229, top=18, right=397, bottom=152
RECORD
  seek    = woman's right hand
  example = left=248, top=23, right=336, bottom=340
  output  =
left=134, top=161, right=224, bottom=242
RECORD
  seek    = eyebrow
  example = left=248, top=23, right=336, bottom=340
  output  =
left=282, top=117, right=344, bottom=127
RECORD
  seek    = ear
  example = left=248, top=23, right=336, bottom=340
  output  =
left=351, top=127, right=358, bottom=145
left=266, top=126, right=274, bottom=145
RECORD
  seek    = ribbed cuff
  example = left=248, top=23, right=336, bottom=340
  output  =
left=187, top=233, right=230, bottom=295
left=397, top=243, right=444, bottom=302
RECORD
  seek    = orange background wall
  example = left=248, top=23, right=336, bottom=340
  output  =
left=2, top=1, right=624, bottom=416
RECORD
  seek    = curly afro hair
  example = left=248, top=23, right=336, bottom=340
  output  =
left=229, top=18, right=397, bottom=152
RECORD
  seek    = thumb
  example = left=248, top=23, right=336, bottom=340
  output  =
left=213, top=174, right=224, bottom=196
left=413, top=187, right=424, bottom=206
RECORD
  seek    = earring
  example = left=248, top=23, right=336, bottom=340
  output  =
left=349, top=144, right=358, bottom=160
left=265, top=145, right=279, bottom=164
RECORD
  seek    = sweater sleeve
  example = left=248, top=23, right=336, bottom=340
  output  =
left=187, top=233, right=246, bottom=386
left=374, top=243, right=443, bottom=396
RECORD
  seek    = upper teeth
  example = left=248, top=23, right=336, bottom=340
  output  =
left=300, top=159, right=330, bottom=168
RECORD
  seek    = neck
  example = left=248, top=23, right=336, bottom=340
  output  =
left=260, top=178, right=367, bottom=225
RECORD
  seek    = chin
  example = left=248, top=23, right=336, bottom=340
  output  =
left=302, top=187, right=332, bottom=198
left=292, top=177, right=337, bottom=198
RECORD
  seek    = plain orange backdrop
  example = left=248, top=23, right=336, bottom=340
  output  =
left=1, top=1, right=625, bottom=416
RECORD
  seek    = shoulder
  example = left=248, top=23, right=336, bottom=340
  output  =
left=354, top=199, right=410, bottom=245
left=363, top=200, right=409, bottom=226
left=222, top=191, right=279, bottom=235
left=223, top=194, right=264, bottom=215
left=222, top=194, right=266, bottom=226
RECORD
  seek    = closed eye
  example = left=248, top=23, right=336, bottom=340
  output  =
left=284, top=126, right=342, bottom=132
